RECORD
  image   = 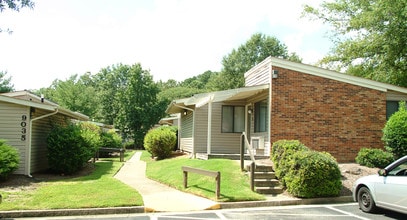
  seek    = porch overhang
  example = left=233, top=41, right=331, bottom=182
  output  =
left=166, top=84, right=269, bottom=114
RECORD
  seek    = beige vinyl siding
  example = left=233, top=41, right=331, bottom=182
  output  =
left=0, top=101, right=29, bottom=174
left=245, top=57, right=271, bottom=86
left=194, top=105, right=208, bottom=153
left=209, top=102, right=244, bottom=154
left=180, top=111, right=193, bottom=152
left=30, top=109, right=68, bottom=173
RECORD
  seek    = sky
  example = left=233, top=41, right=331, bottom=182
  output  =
left=0, top=0, right=332, bottom=91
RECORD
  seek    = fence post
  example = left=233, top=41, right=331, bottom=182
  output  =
left=216, top=172, right=221, bottom=199
left=183, top=171, right=188, bottom=188
left=240, top=133, right=245, bottom=171
left=250, top=162, right=255, bottom=192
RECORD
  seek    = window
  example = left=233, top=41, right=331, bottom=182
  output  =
left=222, top=106, right=244, bottom=133
left=254, top=100, right=268, bottom=132
left=386, top=101, right=399, bottom=120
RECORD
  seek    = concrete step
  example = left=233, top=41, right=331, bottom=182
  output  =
left=252, top=171, right=276, bottom=179
left=254, top=179, right=281, bottom=187
left=255, top=186, right=284, bottom=194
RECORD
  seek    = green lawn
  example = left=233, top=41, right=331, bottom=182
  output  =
left=0, top=151, right=143, bottom=211
left=142, top=151, right=265, bottom=202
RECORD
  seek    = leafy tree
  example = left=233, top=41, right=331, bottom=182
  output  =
left=0, top=71, right=14, bottom=93
left=111, top=63, right=166, bottom=147
left=180, top=70, right=218, bottom=90
left=94, top=64, right=129, bottom=125
left=303, top=0, right=407, bottom=87
left=38, top=74, right=100, bottom=119
left=215, top=33, right=302, bottom=90
left=0, top=0, right=35, bottom=33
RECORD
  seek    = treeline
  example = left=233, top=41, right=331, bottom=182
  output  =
left=34, top=33, right=300, bottom=147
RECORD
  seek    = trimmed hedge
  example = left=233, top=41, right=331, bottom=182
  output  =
left=271, top=140, right=309, bottom=185
left=144, top=126, right=176, bottom=160
left=271, top=140, right=342, bottom=198
left=0, top=139, right=20, bottom=180
left=355, top=148, right=394, bottom=168
left=284, top=150, right=342, bottom=198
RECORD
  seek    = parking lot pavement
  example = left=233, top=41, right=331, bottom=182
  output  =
left=13, top=203, right=406, bottom=220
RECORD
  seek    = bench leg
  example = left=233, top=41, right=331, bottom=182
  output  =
left=183, top=171, right=188, bottom=188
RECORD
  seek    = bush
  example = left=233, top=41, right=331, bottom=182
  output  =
left=100, top=129, right=122, bottom=148
left=80, top=122, right=102, bottom=152
left=271, top=140, right=309, bottom=185
left=123, top=140, right=136, bottom=149
left=144, top=126, right=176, bottom=160
left=355, top=148, right=394, bottom=168
left=47, top=123, right=93, bottom=174
left=382, top=101, right=407, bottom=159
left=0, top=139, right=20, bottom=180
left=284, top=150, right=342, bottom=198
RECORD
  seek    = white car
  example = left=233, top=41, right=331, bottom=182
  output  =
left=353, top=155, right=407, bottom=214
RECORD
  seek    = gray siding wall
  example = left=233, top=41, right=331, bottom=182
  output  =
left=209, top=102, right=245, bottom=154
left=30, top=109, right=68, bottom=173
left=194, top=105, right=208, bottom=153
left=180, top=111, right=193, bottom=152
left=0, top=101, right=29, bottom=174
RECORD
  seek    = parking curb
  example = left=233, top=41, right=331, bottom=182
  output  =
left=0, top=196, right=354, bottom=218
left=0, top=206, right=145, bottom=218
left=219, top=196, right=354, bottom=209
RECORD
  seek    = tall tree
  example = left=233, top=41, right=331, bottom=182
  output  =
left=0, top=0, right=35, bottom=33
left=303, top=0, right=407, bottom=87
left=114, top=63, right=166, bottom=146
left=0, top=71, right=14, bottom=93
left=216, top=33, right=302, bottom=90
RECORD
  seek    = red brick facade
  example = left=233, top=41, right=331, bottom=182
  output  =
left=270, top=67, right=387, bottom=162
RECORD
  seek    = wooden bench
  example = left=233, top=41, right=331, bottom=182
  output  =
left=95, top=147, right=125, bottom=162
left=181, top=166, right=221, bottom=199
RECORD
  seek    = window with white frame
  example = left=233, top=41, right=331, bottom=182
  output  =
left=222, top=106, right=245, bottom=133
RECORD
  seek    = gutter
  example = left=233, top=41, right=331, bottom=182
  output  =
left=27, top=108, right=59, bottom=177
left=172, top=103, right=196, bottom=158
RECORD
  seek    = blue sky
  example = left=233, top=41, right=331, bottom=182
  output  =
left=0, top=0, right=332, bottom=91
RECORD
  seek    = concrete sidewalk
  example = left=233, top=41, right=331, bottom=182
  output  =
left=114, top=152, right=219, bottom=212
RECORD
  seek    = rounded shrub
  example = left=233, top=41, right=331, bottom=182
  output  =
left=382, top=101, right=407, bottom=159
left=47, top=123, right=92, bottom=174
left=0, top=139, right=20, bottom=180
left=100, top=129, right=122, bottom=148
left=144, top=126, right=176, bottom=160
left=284, top=150, right=342, bottom=198
left=271, top=140, right=309, bottom=185
left=355, top=148, right=394, bottom=168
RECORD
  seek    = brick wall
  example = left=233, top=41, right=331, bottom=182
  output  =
left=270, top=67, right=387, bottom=162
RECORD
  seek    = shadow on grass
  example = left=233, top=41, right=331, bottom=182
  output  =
left=188, top=184, right=235, bottom=201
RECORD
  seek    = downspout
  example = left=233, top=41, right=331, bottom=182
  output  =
left=27, top=108, right=59, bottom=177
left=172, top=103, right=195, bottom=158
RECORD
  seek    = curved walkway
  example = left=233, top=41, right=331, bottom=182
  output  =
left=114, top=152, right=219, bottom=212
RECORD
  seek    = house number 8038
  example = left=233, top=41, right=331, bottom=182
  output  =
left=21, top=115, right=27, bottom=141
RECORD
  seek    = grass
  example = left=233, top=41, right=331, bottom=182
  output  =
left=142, top=151, right=265, bottom=202
left=0, top=151, right=143, bottom=211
